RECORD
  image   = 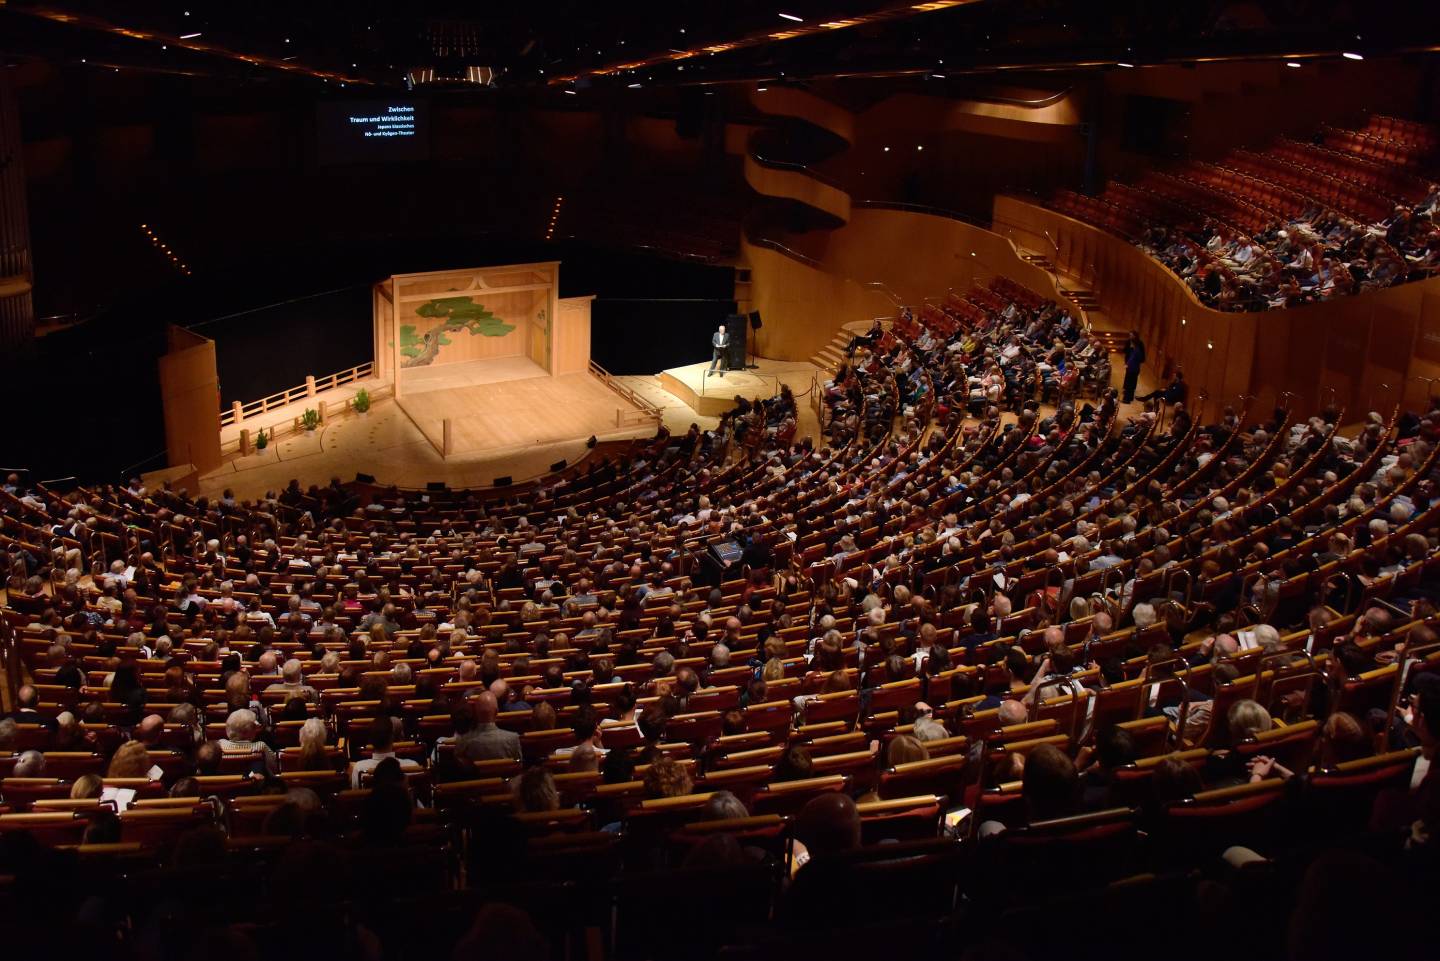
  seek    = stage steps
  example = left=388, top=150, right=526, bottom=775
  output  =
left=808, top=319, right=892, bottom=374
left=1059, top=284, right=1103, bottom=311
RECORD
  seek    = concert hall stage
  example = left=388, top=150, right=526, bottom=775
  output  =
left=396, top=357, right=655, bottom=457
left=657, top=361, right=782, bottom=417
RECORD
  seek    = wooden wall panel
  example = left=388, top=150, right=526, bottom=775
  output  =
left=553, top=296, right=594, bottom=375
left=748, top=206, right=1089, bottom=362
left=158, top=326, right=222, bottom=475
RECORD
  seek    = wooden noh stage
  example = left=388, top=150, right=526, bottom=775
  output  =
left=375, top=261, right=660, bottom=458
left=154, top=260, right=662, bottom=492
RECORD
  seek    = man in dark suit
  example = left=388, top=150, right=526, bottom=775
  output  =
left=455, top=690, right=521, bottom=763
left=4, top=684, right=57, bottom=732
left=709, top=323, right=730, bottom=376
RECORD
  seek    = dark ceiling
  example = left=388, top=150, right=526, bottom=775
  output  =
left=0, top=0, right=1437, bottom=95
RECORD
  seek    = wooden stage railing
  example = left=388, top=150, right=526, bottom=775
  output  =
left=221, top=362, right=376, bottom=428
left=589, top=360, right=664, bottom=428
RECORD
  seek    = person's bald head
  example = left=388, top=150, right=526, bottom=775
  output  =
left=16, top=684, right=38, bottom=710
left=473, top=690, right=499, bottom=723
left=13, top=750, right=45, bottom=777
left=1212, top=634, right=1240, bottom=659
left=135, top=714, right=164, bottom=744
left=457, top=659, right=478, bottom=681
left=998, top=699, right=1029, bottom=727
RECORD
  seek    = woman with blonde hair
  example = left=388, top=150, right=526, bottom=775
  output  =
left=298, top=717, right=331, bottom=771
left=1226, top=699, right=1273, bottom=743
left=886, top=734, right=928, bottom=767
left=70, top=773, right=104, bottom=799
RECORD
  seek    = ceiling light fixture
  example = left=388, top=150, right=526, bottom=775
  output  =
left=778, top=12, right=804, bottom=22
left=179, top=32, right=201, bottom=39
left=1116, top=61, right=1135, bottom=68
left=1342, top=51, right=1363, bottom=60
left=1285, top=61, right=1302, bottom=67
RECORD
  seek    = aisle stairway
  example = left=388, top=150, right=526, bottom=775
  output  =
left=808, top=319, right=893, bottom=374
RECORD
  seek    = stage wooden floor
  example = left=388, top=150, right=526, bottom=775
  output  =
left=396, top=357, right=652, bottom=457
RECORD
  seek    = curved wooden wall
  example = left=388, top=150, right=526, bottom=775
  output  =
left=746, top=206, right=1088, bottom=362
left=743, top=153, right=853, bottom=224
left=994, top=195, right=1440, bottom=419
left=750, top=87, right=855, bottom=144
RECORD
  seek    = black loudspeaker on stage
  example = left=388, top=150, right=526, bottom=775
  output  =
left=550, top=459, right=567, bottom=472
left=355, top=472, right=376, bottom=484
left=493, top=476, right=512, bottom=487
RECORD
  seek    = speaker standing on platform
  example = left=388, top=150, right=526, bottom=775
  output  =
left=709, top=323, right=730, bottom=376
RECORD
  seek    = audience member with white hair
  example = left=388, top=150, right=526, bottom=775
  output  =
left=219, top=708, right=277, bottom=775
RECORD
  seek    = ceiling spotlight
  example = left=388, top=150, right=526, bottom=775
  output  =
left=883, top=146, right=890, bottom=152
left=778, top=12, right=804, bottom=22
left=564, top=89, right=577, bottom=95
left=1285, top=61, right=1302, bottom=67
left=627, top=82, right=641, bottom=88
left=930, top=73, right=945, bottom=79
left=756, top=85, right=767, bottom=91
left=180, top=32, right=201, bottom=39
left=1342, top=51, right=1363, bottom=60
left=1116, top=62, right=1135, bottom=68
left=916, top=145, right=923, bottom=151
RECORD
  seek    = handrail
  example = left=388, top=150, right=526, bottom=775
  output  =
left=588, top=360, right=663, bottom=422
left=221, top=362, right=375, bottom=428
left=746, top=234, right=825, bottom=269
left=961, top=86, right=1073, bottom=109
left=749, top=148, right=848, bottom=191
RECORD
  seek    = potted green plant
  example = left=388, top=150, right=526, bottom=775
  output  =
left=301, top=408, right=320, bottom=432
left=255, top=428, right=268, bottom=451
left=353, top=388, right=371, bottom=417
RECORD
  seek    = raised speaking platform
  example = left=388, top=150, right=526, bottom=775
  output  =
left=657, top=362, right=780, bottom=417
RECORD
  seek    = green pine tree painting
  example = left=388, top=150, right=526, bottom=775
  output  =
left=400, top=297, right=516, bottom=367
